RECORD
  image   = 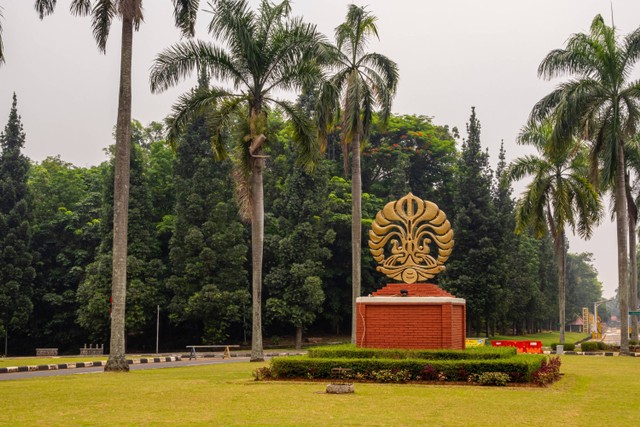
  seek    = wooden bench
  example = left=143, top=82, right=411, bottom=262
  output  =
left=186, top=345, right=240, bottom=360
left=36, top=348, right=58, bottom=357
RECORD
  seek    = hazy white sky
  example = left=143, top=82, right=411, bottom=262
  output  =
left=2, top=0, right=640, bottom=299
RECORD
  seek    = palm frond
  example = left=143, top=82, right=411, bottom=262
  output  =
left=68, top=0, right=91, bottom=16
left=208, top=0, right=259, bottom=74
left=172, top=0, right=200, bottom=38
left=34, top=0, right=57, bottom=19
left=91, top=0, right=116, bottom=53
left=165, top=86, right=238, bottom=149
left=0, top=6, right=4, bottom=66
left=150, top=40, right=246, bottom=93
left=269, top=99, right=319, bottom=171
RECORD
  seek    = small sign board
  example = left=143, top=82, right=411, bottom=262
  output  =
left=629, top=311, right=640, bottom=316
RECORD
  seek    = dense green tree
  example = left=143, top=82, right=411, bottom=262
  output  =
left=531, top=15, right=640, bottom=352
left=317, top=4, right=398, bottom=343
left=28, top=157, right=104, bottom=351
left=443, top=107, right=499, bottom=337
left=167, top=101, right=249, bottom=346
left=77, top=123, right=169, bottom=350
left=36, top=0, right=201, bottom=371
left=150, top=0, right=324, bottom=361
left=364, top=114, right=457, bottom=211
left=0, top=94, right=35, bottom=355
left=508, top=119, right=601, bottom=343
left=264, top=150, right=334, bottom=349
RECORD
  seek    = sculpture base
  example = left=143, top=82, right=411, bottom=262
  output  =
left=355, top=284, right=466, bottom=350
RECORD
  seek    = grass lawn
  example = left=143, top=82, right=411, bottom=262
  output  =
left=0, top=356, right=637, bottom=426
left=489, top=331, right=589, bottom=346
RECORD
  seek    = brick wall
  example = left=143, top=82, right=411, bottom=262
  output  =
left=355, top=290, right=466, bottom=350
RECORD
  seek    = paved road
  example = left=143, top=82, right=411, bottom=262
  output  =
left=0, top=357, right=252, bottom=381
left=603, top=326, right=621, bottom=346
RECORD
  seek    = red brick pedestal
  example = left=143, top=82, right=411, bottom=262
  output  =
left=355, top=284, right=466, bottom=349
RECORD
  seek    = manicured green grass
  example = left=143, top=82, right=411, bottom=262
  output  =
left=0, top=356, right=638, bottom=426
left=0, top=357, right=107, bottom=368
left=489, top=331, right=589, bottom=346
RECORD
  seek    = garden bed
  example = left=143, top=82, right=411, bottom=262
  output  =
left=255, top=345, right=562, bottom=387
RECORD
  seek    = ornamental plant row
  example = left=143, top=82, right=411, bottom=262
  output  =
left=269, top=355, right=545, bottom=383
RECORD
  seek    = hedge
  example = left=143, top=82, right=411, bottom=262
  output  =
left=306, top=345, right=516, bottom=360
left=270, top=355, right=545, bottom=383
left=551, top=343, right=575, bottom=351
left=580, top=341, right=608, bottom=352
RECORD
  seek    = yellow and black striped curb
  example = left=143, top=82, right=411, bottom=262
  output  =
left=0, top=356, right=182, bottom=374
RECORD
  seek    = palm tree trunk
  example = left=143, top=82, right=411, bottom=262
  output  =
left=627, top=190, right=638, bottom=342
left=615, top=142, right=630, bottom=353
left=105, top=15, right=133, bottom=372
left=555, top=231, right=566, bottom=344
left=351, top=132, right=362, bottom=344
left=250, top=154, right=265, bottom=362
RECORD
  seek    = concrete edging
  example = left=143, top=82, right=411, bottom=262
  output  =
left=0, top=356, right=182, bottom=374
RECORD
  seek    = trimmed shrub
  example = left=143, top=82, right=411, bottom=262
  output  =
left=532, top=356, right=561, bottom=386
left=253, top=366, right=273, bottom=381
left=477, top=372, right=510, bottom=386
left=269, top=355, right=545, bottom=383
left=307, top=344, right=516, bottom=360
left=580, top=341, right=608, bottom=352
left=370, top=369, right=412, bottom=383
left=551, top=343, right=575, bottom=351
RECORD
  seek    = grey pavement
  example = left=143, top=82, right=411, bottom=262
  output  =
left=0, top=356, right=253, bottom=381
left=603, top=326, right=622, bottom=346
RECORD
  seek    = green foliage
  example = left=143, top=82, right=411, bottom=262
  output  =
left=531, top=356, right=562, bottom=386
left=443, top=107, right=500, bottom=336
left=364, top=114, right=457, bottom=210
left=0, top=94, right=35, bottom=354
left=167, top=113, right=248, bottom=345
left=269, top=355, right=544, bottom=383
left=307, top=344, right=516, bottom=360
left=476, top=372, right=510, bottom=386
left=76, top=122, right=173, bottom=348
left=580, top=341, right=609, bottom=352
left=264, top=157, right=331, bottom=339
left=28, top=157, right=104, bottom=350
left=551, top=343, right=575, bottom=351
left=369, top=369, right=412, bottom=383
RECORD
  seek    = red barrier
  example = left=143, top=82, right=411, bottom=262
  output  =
left=491, top=340, right=543, bottom=354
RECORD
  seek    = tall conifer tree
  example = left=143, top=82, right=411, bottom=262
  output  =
left=443, top=107, right=499, bottom=336
left=0, top=94, right=35, bottom=355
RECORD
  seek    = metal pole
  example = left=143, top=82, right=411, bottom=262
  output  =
left=4, top=329, right=7, bottom=357
left=156, top=305, right=160, bottom=354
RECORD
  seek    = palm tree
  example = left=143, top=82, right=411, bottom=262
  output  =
left=530, top=15, right=640, bottom=352
left=35, top=0, right=201, bottom=371
left=149, top=0, right=323, bottom=361
left=508, top=120, right=602, bottom=344
left=317, top=5, right=398, bottom=343
left=623, top=141, right=640, bottom=341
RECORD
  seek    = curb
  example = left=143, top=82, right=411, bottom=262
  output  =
left=0, top=356, right=182, bottom=374
left=546, top=351, right=640, bottom=357
left=181, top=351, right=306, bottom=359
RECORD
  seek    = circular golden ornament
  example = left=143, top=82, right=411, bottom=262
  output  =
left=368, top=193, right=454, bottom=284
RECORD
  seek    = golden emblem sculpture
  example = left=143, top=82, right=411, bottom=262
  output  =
left=369, top=193, right=454, bottom=284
